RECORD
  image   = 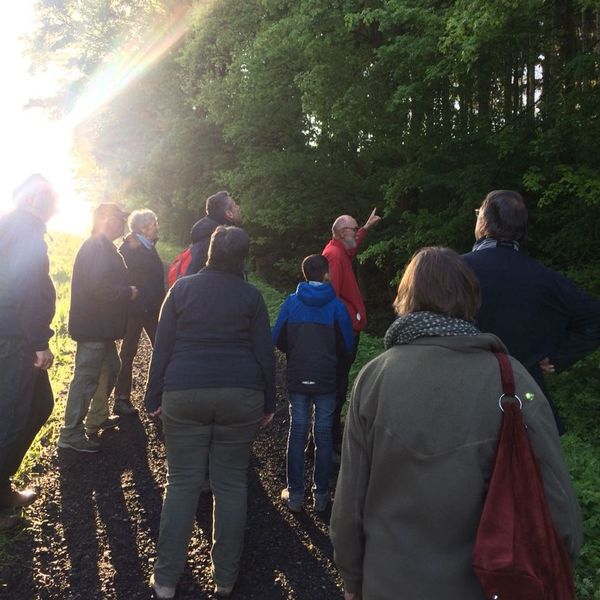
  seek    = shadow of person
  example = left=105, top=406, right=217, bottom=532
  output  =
left=167, top=444, right=342, bottom=600
left=58, top=413, right=164, bottom=599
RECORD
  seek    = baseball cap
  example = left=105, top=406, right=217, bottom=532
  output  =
left=93, top=203, right=129, bottom=223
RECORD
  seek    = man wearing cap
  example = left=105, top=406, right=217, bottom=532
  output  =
left=0, top=174, right=57, bottom=530
left=57, top=203, right=138, bottom=453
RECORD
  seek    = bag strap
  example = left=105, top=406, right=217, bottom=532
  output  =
left=493, top=351, right=515, bottom=395
left=493, top=351, right=523, bottom=411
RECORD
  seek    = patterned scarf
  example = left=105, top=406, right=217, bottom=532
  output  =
left=384, top=311, right=480, bottom=349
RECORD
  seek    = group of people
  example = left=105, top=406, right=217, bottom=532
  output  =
left=0, top=175, right=599, bottom=599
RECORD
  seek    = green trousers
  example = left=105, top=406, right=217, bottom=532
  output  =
left=59, top=341, right=120, bottom=442
left=153, top=387, right=264, bottom=589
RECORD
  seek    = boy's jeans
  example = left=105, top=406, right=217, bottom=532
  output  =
left=286, top=392, right=336, bottom=499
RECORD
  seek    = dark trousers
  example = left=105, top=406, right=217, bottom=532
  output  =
left=114, top=311, right=158, bottom=400
left=0, top=337, right=54, bottom=486
left=332, top=333, right=360, bottom=446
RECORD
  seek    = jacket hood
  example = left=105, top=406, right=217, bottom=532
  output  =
left=296, top=282, right=336, bottom=307
left=190, top=216, right=222, bottom=243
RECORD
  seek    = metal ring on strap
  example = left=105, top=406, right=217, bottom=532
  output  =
left=498, top=393, right=523, bottom=412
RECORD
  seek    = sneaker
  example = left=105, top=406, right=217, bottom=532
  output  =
left=314, top=493, right=330, bottom=513
left=85, top=415, right=120, bottom=436
left=114, top=398, right=137, bottom=416
left=57, top=437, right=101, bottom=453
left=150, top=574, right=176, bottom=599
left=280, top=488, right=303, bottom=513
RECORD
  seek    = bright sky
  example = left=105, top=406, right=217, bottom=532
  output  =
left=0, top=2, right=92, bottom=234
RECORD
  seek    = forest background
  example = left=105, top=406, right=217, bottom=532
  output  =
left=21, top=0, right=600, bottom=595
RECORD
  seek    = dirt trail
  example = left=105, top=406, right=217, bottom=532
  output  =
left=1, top=341, right=343, bottom=599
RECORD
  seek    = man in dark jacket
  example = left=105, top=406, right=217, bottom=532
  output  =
left=272, top=255, right=354, bottom=513
left=113, top=209, right=165, bottom=415
left=463, top=190, right=600, bottom=433
left=185, top=191, right=241, bottom=275
left=57, top=203, right=138, bottom=453
left=0, top=174, right=57, bottom=529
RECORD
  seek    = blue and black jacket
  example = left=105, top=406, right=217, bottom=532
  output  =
left=272, top=281, right=354, bottom=394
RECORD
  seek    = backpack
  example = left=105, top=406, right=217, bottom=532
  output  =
left=167, top=246, right=192, bottom=288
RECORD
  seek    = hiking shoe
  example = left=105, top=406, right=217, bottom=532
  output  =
left=314, top=493, right=330, bottom=513
left=85, top=415, right=120, bottom=436
left=150, top=574, right=176, bottom=599
left=114, top=398, right=137, bottom=416
left=57, top=437, right=101, bottom=453
left=281, top=488, right=303, bottom=513
left=0, top=486, right=37, bottom=509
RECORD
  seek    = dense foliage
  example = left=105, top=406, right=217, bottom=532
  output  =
left=30, top=1, right=600, bottom=323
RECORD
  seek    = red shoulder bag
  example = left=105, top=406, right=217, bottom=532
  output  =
left=472, top=352, right=575, bottom=600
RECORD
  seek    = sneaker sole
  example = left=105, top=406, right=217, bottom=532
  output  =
left=57, top=440, right=100, bottom=453
left=85, top=420, right=120, bottom=435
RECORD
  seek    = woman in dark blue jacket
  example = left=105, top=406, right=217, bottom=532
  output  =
left=145, top=226, right=275, bottom=599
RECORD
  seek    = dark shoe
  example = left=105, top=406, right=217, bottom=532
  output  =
left=85, top=415, right=120, bottom=435
left=0, top=487, right=37, bottom=509
left=0, top=514, right=19, bottom=532
left=57, top=436, right=101, bottom=453
left=150, top=574, right=176, bottom=599
left=281, top=488, right=303, bottom=513
left=114, top=398, right=137, bottom=416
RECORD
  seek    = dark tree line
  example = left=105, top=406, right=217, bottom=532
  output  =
left=30, top=0, right=600, bottom=331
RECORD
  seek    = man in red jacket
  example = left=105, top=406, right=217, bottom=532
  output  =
left=322, top=208, right=380, bottom=451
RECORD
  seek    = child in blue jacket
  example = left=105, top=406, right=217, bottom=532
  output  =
left=272, top=254, right=353, bottom=512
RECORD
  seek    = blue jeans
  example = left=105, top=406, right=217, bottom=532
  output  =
left=286, top=392, right=336, bottom=499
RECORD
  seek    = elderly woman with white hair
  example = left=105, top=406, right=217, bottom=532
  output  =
left=113, top=208, right=165, bottom=415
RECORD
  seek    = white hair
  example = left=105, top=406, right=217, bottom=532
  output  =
left=331, top=215, right=353, bottom=236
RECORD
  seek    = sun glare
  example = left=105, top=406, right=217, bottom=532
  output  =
left=0, top=2, right=193, bottom=238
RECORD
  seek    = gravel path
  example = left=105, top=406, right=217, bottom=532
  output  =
left=1, top=341, right=344, bottom=599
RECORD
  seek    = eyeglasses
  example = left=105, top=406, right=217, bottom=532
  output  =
left=344, top=226, right=359, bottom=233
left=474, top=208, right=481, bottom=217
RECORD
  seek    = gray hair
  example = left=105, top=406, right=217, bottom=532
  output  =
left=128, top=209, right=157, bottom=233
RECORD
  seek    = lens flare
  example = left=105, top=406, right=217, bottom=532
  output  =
left=66, top=4, right=193, bottom=129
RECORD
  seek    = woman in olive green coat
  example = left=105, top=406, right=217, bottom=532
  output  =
left=330, top=247, right=582, bottom=600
